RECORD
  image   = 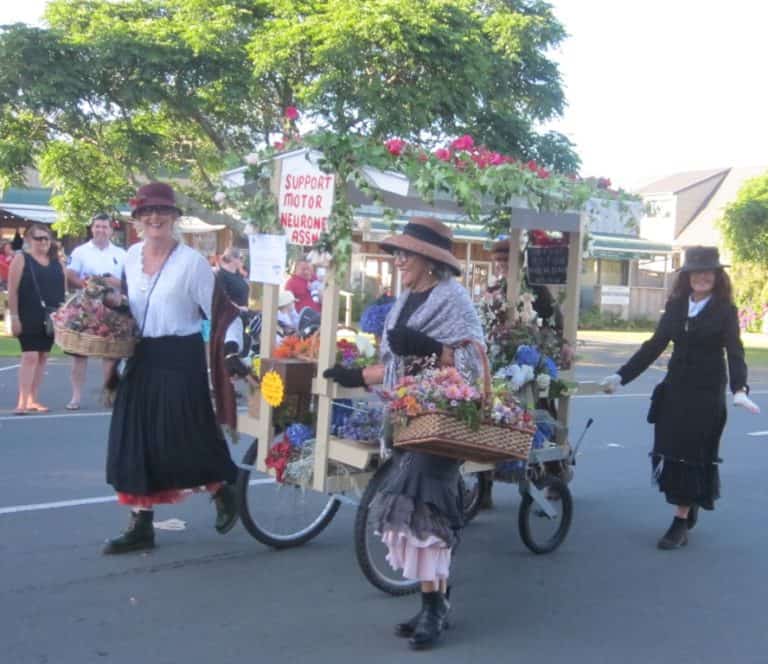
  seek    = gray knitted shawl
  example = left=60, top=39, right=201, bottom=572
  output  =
left=379, top=278, right=485, bottom=390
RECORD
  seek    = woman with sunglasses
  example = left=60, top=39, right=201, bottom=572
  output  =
left=101, top=182, right=245, bottom=554
left=6, top=224, right=65, bottom=414
left=324, top=218, right=484, bottom=650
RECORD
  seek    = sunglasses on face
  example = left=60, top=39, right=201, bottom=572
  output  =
left=31, top=235, right=51, bottom=242
left=392, top=249, right=414, bottom=262
left=137, top=206, right=177, bottom=220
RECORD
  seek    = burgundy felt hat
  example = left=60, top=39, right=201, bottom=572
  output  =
left=129, top=182, right=183, bottom=218
left=379, top=217, right=462, bottom=276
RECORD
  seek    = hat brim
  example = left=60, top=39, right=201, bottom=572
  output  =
left=379, top=234, right=462, bottom=276
left=131, top=198, right=183, bottom=218
left=678, top=262, right=729, bottom=272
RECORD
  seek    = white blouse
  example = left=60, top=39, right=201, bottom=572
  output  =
left=125, top=242, right=242, bottom=345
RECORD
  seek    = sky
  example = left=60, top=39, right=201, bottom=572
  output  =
left=2, top=0, right=767, bottom=190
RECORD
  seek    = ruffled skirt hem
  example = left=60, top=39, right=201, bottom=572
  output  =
left=380, top=529, right=451, bottom=583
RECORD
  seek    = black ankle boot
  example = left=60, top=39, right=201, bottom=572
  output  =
left=687, top=505, right=699, bottom=530
left=396, top=587, right=451, bottom=638
left=657, top=516, right=688, bottom=550
left=103, top=510, right=155, bottom=555
left=213, top=484, right=238, bottom=534
left=409, top=591, right=450, bottom=650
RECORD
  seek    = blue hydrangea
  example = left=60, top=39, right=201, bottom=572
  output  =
left=515, top=344, right=540, bottom=367
left=285, top=423, right=314, bottom=449
left=359, top=301, right=395, bottom=338
left=542, top=356, right=558, bottom=379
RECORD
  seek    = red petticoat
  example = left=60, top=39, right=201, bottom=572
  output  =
left=117, top=482, right=224, bottom=508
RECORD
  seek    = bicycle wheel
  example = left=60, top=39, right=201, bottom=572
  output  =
left=353, top=458, right=419, bottom=596
left=518, top=475, right=573, bottom=554
left=235, top=438, right=341, bottom=549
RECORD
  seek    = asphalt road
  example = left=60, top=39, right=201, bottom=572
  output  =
left=2, top=342, right=768, bottom=664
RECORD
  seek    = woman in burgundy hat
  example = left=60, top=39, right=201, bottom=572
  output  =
left=101, top=182, right=248, bottom=554
left=601, top=246, right=759, bottom=549
left=324, top=217, right=484, bottom=650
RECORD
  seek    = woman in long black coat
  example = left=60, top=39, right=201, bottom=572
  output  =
left=601, top=246, right=759, bottom=549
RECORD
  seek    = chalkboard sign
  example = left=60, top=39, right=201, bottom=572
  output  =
left=526, top=246, right=569, bottom=285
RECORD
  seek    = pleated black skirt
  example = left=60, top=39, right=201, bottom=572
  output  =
left=106, top=334, right=237, bottom=498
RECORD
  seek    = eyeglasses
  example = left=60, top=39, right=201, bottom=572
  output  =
left=392, top=249, right=413, bottom=262
left=137, top=206, right=177, bottom=219
left=31, top=235, right=51, bottom=242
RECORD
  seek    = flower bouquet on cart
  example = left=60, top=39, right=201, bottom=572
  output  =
left=53, top=277, right=137, bottom=358
left=384, top=361, right=536, bottom=464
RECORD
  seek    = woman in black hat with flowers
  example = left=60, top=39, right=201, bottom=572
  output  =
left=601, top=246, right=759, bottom=549
left=324, top=217, right=485, bottom=650
left=101, top=182, right=247, bottom=554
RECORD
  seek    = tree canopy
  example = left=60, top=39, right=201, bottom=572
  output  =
left=720, top=171, right=768, bottom=266
left=0, top=0, right=579, bottom=234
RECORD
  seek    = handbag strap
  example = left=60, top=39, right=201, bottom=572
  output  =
left=138, top=243, right=178, bottom=338
left=25, top=252, right=48, bottom=310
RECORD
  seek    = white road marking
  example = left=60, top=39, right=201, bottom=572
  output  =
left=747, top=431, right=768, bottom=437
left=0, top=411, right=111, bottom=422
left=0, top=478, right=275, bottom=516
left=0, top=363, right=21, bottom=373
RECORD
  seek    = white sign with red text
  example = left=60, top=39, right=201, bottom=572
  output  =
left=278, top=151, right=335, bottom=246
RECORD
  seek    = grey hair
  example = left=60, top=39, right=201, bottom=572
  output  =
left=429, top=261, right=455, bottom=281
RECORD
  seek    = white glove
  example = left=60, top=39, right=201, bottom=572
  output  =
left=734, top=391, right=760, bottom=414
left=600, top=373, right=622, bottom=394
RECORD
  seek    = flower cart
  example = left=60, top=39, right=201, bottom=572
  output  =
left=233, top=140, right=605, bottom=596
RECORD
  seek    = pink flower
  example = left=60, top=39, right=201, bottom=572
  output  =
left=273, top=140, right=285, bottom=151
left=526, top=159, right=539, bottom=172
left=385, top=138, right=407, bottom=156
left=536, top=167, right=550, bottom=179
left=284, top=106, right=299, bottom=121
left=488, top=152, right=506, bottom=166
left=434, top=148, right=452, bottom=162
left=451, top=134, right=474, bottom=151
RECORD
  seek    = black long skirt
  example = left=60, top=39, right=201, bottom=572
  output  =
left=106, top=334, right=237, bottom=498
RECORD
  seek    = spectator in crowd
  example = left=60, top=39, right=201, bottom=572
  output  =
left=284, top=259, right=320, bottom=314
left=277, top=290, right=299, bottom=337
left=65, top=213, right=127, bottom=410
left=0, top=240, right=14, bottom=288
left=217, top=247, right=249, bottom=308
left=7, top=224, right=65, bottom=414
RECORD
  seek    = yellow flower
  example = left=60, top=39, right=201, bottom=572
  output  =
left=261, top=370, right=285, bottom=408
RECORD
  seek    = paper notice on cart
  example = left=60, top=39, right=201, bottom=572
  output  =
left=248, top=233, right=287, bottom=285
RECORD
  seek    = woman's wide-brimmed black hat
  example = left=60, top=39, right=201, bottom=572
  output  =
left=129, top=182, right=183, bottom=218
left=679, top=246, right=728, bottom=272
left=379, top=217, right=462, bottom=276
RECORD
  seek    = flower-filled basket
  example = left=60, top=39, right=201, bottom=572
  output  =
left=386, top=345, right=536, bottom=464
left=53, top=277, right=137, bottom=359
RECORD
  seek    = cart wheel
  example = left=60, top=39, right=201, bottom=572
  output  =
left=518, top=475, right=573, bottom=554
left=354, top=458, right=419, bottom=596
left=235, top=438, right=341, bottom=549
left=460, top=469, right=490, bottom=524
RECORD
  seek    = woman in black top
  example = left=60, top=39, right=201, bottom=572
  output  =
left=601, top=247, right=759, bottom=549
left=7, top=224, right=65, bottom=414
left=218, top=247, right=249, bottom=307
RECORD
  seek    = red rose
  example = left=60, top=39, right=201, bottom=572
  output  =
left=284, top=106, right=299, bottom=121
left=536, top=167, right=550, bottom=179
left=434, top=148, right=452, bottom=162
left=450, top=134, right=474, bottom=151
left=526, top=160, right=538, bottom=172
left=385, top=138, right=407, bottom=156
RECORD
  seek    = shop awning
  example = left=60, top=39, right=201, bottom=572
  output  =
left=590, top=233, right=673, bottom=260
left=177, top=216, right=226, bottom=234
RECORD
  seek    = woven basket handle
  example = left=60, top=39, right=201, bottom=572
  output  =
left=453, top=339, right=492, bottom=407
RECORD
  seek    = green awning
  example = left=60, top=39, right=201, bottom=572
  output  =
left=590, top=233, right=673, bottom=260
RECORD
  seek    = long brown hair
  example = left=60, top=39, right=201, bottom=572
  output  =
left=23, top=224, right=56, bottom=259
left=670, top=268, right=734, bottom=304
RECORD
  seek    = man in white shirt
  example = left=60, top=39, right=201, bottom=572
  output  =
left=65, top=213, right=127, bottom=410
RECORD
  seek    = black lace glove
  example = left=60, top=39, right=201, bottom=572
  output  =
left=387, top=327, right=443, bottom=358
left=323, top=365, right=366, bottom=388
left=224, top=341, right=250, bottom=378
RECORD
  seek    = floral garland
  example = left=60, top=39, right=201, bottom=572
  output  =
left=215, top=108, right=637, bottom=275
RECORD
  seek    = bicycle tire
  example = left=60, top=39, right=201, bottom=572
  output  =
left=518, top=475, right=573, bottom=554
left=460, top=470, right=490, bottom=524
left=235, top=438, right=341, bottom=549
left=353, top=458, right=419, bottom=596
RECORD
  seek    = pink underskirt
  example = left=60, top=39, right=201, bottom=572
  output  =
left=117, top=482, right=224, bottom=508
left=380, top=529, right=452, bottom=583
